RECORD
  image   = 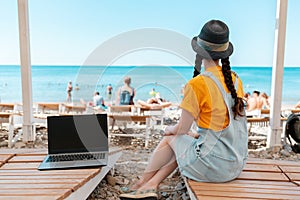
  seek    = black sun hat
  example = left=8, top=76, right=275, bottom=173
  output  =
left=191, top=20, right=233, bottom=60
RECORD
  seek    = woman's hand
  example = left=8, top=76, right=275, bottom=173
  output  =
left=163, top=126, right=175, bottom=136
left=187, top=131, right=199, bottom=139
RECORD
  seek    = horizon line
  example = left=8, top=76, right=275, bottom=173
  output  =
left=0, top=64, right=300, bottom=68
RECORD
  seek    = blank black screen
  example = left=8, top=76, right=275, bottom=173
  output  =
left=47, top=114, right=108, bottom=154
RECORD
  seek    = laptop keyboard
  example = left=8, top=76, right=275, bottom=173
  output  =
left=46, top=153, right=105, bottom=162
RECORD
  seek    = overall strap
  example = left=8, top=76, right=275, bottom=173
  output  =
left=201, top=71, right=227, bottom=99
left=202, top=71, right=239, bottom=100
left=201, top=71, right=233, bottom=118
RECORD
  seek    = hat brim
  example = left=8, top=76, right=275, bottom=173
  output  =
left=191, top=37, right=233, bottom=60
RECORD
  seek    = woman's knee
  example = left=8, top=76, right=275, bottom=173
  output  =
left=162, top=135, right=177, bottom=147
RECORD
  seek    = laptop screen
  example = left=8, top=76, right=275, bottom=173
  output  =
left=47, top=114, right=108, bottom=154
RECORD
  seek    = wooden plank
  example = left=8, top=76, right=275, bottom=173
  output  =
left=291, top=109, right=300, bottom=114
left=247, top=158, right=300, bottom=166
left=196, top=196, right=254, bottom=200
left=0, top=155, right=14, bottom=163
left=236, top=171, right=289, bottom=181
left=294, top=181, right=300, bottom=186
left=0, top=175, right=89, bottom=180
left=247, top=117, right=269, bottom=122
left=187, top=158, right=300, bottom=200
left=0, top=188, right=72, bottom=196
left=189, top=180, right=298, bottom=190
left=0, top=162, right=40, bottom=169
left=0, top=196, right=61, bottom=200
left=65, top=150, right=122, bottom=200
left=192, top=185, right=300, bottom=195
left=8, top=155, right=45, bottom=163
left=0, top=179, right=81, bottom=184
left=243, top=163, right=281, bottom=172
left=108, top=114, right=150, bottom=122
left=189, top=179, right=296, bottom=186
left=0, top=147, right=122, bottom=200
left=279, top=166, right=300, bottom=173
left=261, top=109, right=270, bottom=114
left=285, top=173, right=300, bottom=181
left=194, top=191, right=300, bottom=200
left=0, top=169, right=98, bottom=175
left=0, top=149, right=47, bottom=154
left=37, top=103, right=60, bottom=113
left=0, top=183, right=78, bottom=189
left=109, top=105, right=132, bottom=112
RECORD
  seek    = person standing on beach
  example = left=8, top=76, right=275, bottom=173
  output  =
left=66, top=81, right=73, bottom=102
left=117, top=76, right=136, bottom=105
left=120, top=20, right=248, bottom=200
left=106, top=84, right=113, bottom=101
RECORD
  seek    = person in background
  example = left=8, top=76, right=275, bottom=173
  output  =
left=74, top=84, right=80, bottom=91
left=258, top=92, right=270, bottom=109
left=149, top=88, right=157, bottom=98
left=137, top=92, right=172, bottom=109
left=93, top=91, right=107, bottom=111
left=106, top=84, right=113, bottom=101
left=66, top=81, right=73, bottom=102
left=246, top=90, right=260, bottom=111
left=119, top=19, right=248, bottom=200
left=117, top=76, right=136, bottom=105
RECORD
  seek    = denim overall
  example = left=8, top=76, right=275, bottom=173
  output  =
left=175, top=71, right=248, bottom=182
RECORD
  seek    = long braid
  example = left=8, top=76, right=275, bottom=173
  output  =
left=193, top=54, right=202, bottom=78
left=221, top=57, right=245, bottom=118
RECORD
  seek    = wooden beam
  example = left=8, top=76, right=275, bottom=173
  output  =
left=17, top=0, right=34, bottom=142
left=268, top=0, right=288, bottom=147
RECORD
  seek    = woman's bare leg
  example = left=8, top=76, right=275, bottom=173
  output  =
left=131, top=135, right=177, bottom=190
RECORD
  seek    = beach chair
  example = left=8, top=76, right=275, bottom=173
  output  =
left=136, top=100, right=173, bottom=129
left=185, top=158, right=300, bottom=199
left=35, top=102, right=62, bottom=114
left=61, top=103, right=86, bottom=114
left=107, top=105, right=152, bottom=147
left=0, top=103, right=22, bottom=113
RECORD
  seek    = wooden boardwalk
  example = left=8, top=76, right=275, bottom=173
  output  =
left=186, top=158, right=300, bottom=199
left=0, top=148, right=121, bottom=200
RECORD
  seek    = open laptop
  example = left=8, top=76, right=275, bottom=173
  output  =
left=38, top=114, right=108, bottom=170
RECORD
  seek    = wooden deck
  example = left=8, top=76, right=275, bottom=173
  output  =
left=186, top=158, right=300, bottom=200
left=0, top=148, right=122, bottom=200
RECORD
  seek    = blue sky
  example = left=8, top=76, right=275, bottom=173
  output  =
left=0, top=0, right=299, bottom=66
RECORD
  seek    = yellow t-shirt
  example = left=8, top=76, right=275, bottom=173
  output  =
left=180, top=66, right=244, bottom=131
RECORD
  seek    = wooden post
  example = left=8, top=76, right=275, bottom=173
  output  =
left=267, top=0, right=288, bottom=147
left=17, top=0, right=35, bottom=142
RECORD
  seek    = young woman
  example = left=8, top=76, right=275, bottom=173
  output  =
left=120, top=19, right=248, bottom=200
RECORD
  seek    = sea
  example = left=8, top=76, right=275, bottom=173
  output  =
left=0, top=65, right=299, bottom=106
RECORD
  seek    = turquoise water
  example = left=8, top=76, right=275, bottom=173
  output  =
left=0, top=65, right=299, bottom=105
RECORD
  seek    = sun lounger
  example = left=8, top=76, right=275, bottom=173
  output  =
left=0, top=147, right=122, bottom=200
left=36, top=102, right=62, bottom=114
left=0, top=103, right=15, bottom=112
left=108, top=105, right=152, bottom=147
left=185, top=158, right=300, bottom=199
left=61, top=103, right=86, bottom=114
left=291, top=109, right=300, bottom=114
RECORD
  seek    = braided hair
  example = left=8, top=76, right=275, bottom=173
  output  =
left=221, top=57, right=245, bottom=118
left=193, top=54, right=202, bottom=78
